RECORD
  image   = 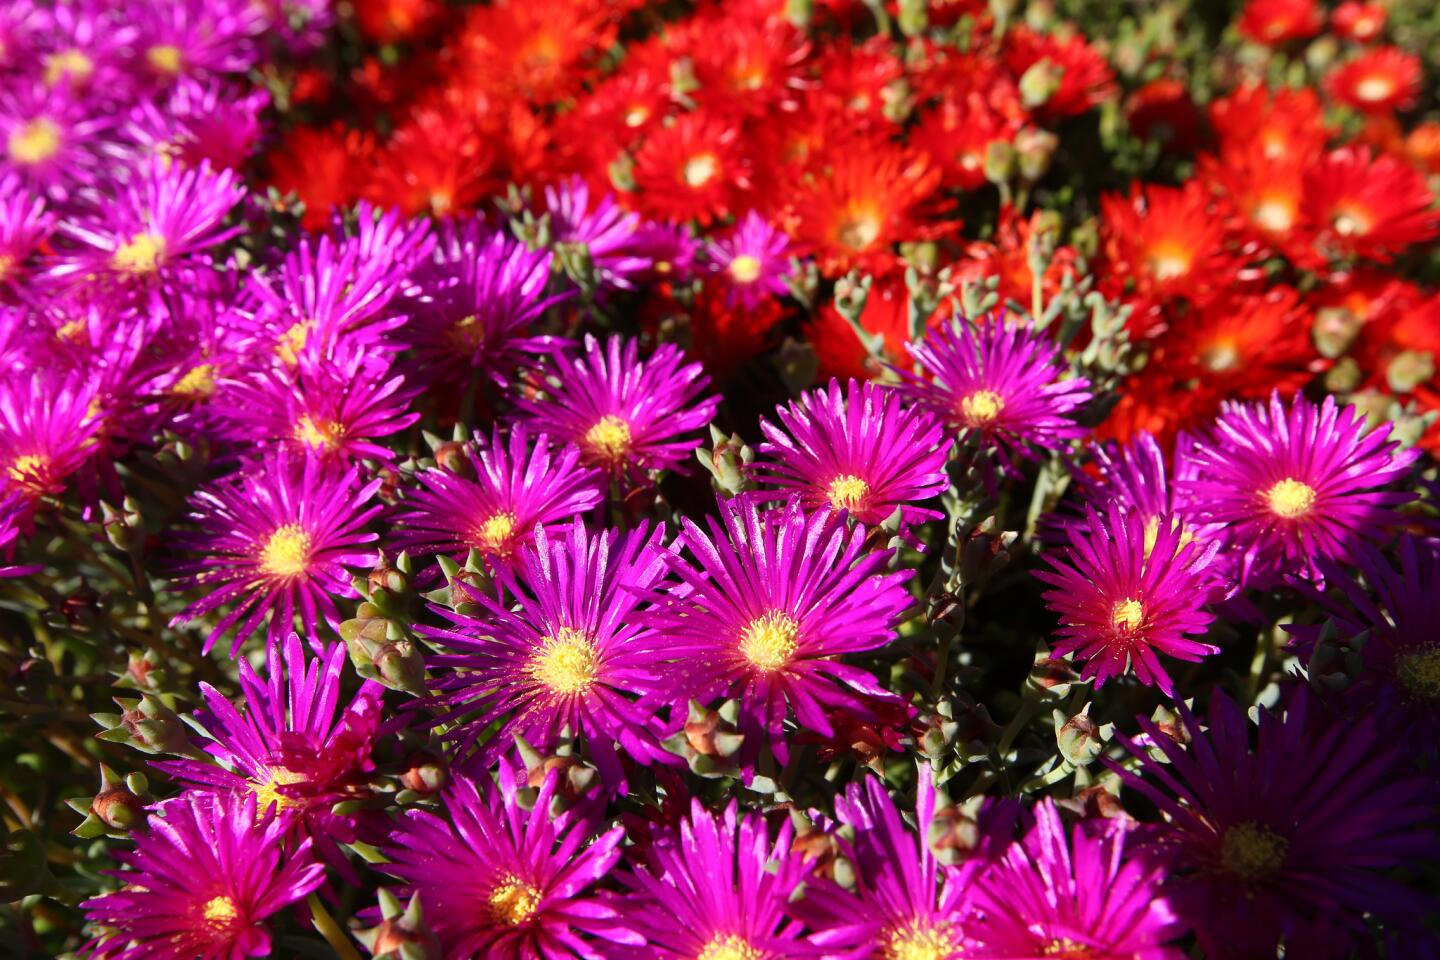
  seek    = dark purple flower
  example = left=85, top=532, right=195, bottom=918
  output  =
left=0, top=369, right=102, bottom=527
left=704, top=211, right=793, bottom=309
left=0, top=171, right=51, bottom=291
left=544, top=176, right=650, bottom=293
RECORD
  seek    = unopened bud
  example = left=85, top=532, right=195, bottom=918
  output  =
left=1018, top=60, right=1062, bottom=111
left=91, top=787, right=143, bottom=831
left=399, top=751, right=447, bottom=796
left=1015, top=128, right=1059, bottom=182
left=983, top=140, right=1017, bottom=186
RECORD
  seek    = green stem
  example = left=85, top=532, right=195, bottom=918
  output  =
left=308, top=893, right=363, bottom=960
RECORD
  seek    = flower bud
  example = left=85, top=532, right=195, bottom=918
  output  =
left=91, top=787, right=144, bottom=831
left=399, top=751, right=448, bottom=796
left=1018, top=60, right=1062, bottom=111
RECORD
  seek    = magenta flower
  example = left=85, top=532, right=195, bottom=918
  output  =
left=966, top=800, right=1185, bottom=959
left=1109, top=690, right=1440, bottom=959
left=753, top=378, right=949, bottom=526
left=0, top=370, right=101, bottom=526
left=81, top=791, right=326, bottom=960
left=543, top=176, right=649, bottom=293
left=895, top=316, right=1092, bottom=476
left=0, top=171, right=51, bottom=290
left=1067, top=431, right=1224, bottom=547
left=513, top=334, right=720, bottom=480
left=1180, top=392, right=1420, bottom=587
left=169, top=448, right=382, bottom=654
left=0, top=80, right=110, bottom=199
left=127, top=0, right=267, bottom=84
left=123, top=77, right=270, bottom=171
left=0, top=491, right=40, bottom=578
left=421, top=520, right=674, bottom=781
left=1035, top=503, right=1222, bottom=695
left=644, top=495, right=912, bottom=762
left=392, top=425, right=603, bottom=565
left=704, top=211, right=793, bottom=308
left=380, top=768, right=637, bottom=959
left=614, top=799, right=817, bottom=959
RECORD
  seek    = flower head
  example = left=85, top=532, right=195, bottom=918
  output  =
left=753, top=378, right=949, bottom=527
left=81, top=791, right=325, bottom=960
left=1301, top=147, right=1437, bottom=264
left=1237, top=0, right=1323, bottom=44
left=1327, top=47, right=1421, bottom=115
left=0, top=371, right=102, bottom=525
left=703, top=211, right=793, bottom=309
left=543, top=176, right=650, bottom=294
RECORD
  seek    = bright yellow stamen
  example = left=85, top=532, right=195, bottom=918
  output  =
left=1146, top=243, right=1192, bottom=281
left=277, top=321, right=311, bottom=367
left=474, top=511, right=518, bottom=554
left=201, top=895, right=239, bottom=928
left=111, top=233, right=166, bottom=274
left=258, top=524, right=312, bottom=578
left=738, top=611, right=800, bottom=672
left=56, top=317, right=86, bottom=343
left=44, top=49, right=94, bottom=86
left=1043, top=940, right=1096, bottom=958
left=7, top=454, right=47, bottom=489
left=1252, top=198, right=1296, bottom=233
left=683, top=153, right=719, bottom=188
left=1265, top=478, right=1317, bottom=519
left=146, top=44, right=183, bottom=75
left=0, top=253, right=14, bottom=282
left=698, top=934, right=764, bottom=960
left=1142, top=516, right=1194, bottom=557
left=250, top=767, right=307, bottom=812
left=527, top=627, right=600, bottom=696
left=1397, top=647, right=1440, bottom=702
left=8, top=118, right=62, bottom=166
left=1112, top=598, right=1145, bottom=631
left=959, top=389, right=1004, bottom=427
left=837, top=213, right=881, bottom=251
left=448, top=314, right=484, bottom=352
left=1198, top=340, right=1239, bottom=373
left=1219, top=821, right=1288, bottom=882
left=623, top=106, right=650, bottom=128
left=488, top=875, right=542, bottom=926
left=294, top=415, right=344, bottom=452
left=583, top=415, right=632, bottom=463
left=826, top=474, right=871, bottom=512
left=1332, top=206, right=1374, bottom=237
left=883, top=921, right=958, bottom=960
left=173, top=363, right=217, bottom=400
left=728, top=254, right=762, bottom=284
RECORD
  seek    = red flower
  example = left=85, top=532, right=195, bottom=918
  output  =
left=353, top=0, right=444, bottom=43
left=1332, top=2, right=1387, bottom=42
left=674, top=5, right=810, bottom=119
left=1202, top=142, right=1312, bottom=259
left=365, top=104, right=499, bottom=218
left=953, top=206, right=1079, bottom=309
left=800, top=277, right=947, bottom=383
left=1125, top=78, right=1206, bottom=155
left=687, top=286, right=785, bottom=383
left=630, top=111, right=751, bottom=225
left=1237, top=0, right=1323, bottom=45
left=1099, top=181, right=1235, bottom=314
left=1327, top=47, right=1422, bottom=115
left=1301, top=147, right=1437, bottom=265
left=810, top=36, right=906, bottom=131
left=1003, top=27, right=1116, bottom=120
left=1208, top=84, right=1329, bottom=166
left=266, top=125, right=371, bottom=230
left=450, top=0, right=615, bottom=105
left=911, top=93, right=1020, bottom=191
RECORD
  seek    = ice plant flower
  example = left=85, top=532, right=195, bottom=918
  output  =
left=1037, top=503, right=1222, bottom=695
left=169, top=449, right=383, bottom=654
left=380, top=768, right=635, bottom=959
left=644, top=495, right=912, bottom=761
left=1301, top=147, right=1437, bottom=264
left=752, top=378, right=949, bottom=527
left=1069, top=432, right=1224, bottom=551
left=81, top=791, right=326, bottom=960
left=543, top=176, right=650, bottom=294
left=1326, top=47, right=1422, bottom=115
left=392, top=426, right=603, bottom=565
left=1109, top=691, right=1439, bottom=959
left=703, top=210, right=794, bottom=309
left=615, top=799, right=816, bottom=960
left=966, top=800, right=1185, bottom=959
left=1180, top=392, right=1419, bottom=587
left=421, top=520, right=674, bottom=781
left=0, top=371, right=101, bottom=525
left=514, top=334, right=720, bottom=480
left=895, top=316, right=1092, bottom=477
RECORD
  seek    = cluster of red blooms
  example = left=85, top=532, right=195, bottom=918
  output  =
left=269, top=0, right=1437, bottom=453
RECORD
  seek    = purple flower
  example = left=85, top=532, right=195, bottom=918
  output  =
left=169, top=448, right=382, bottom=654
left=122, top=77, right=270, bottom=171
left=0, top=171, right=51, bottom=290
left=753, top=378, right=949, bottom=526
left=644, top=495, right=912, bottom=762
left=629, top=220, right=699, bottom=284
left=33, top=2, right=137, bottom=99
left=422, top=520, right=674, bottom=781
left=1035, top=502, right=1222, bottom=695
left=0, top=370, right=101, bottom=526
left=1180, top=392, right=1420, bottom=587
left=514, top=334, right=719, bottom=479
left=544, top=176, right=650, bottom=293
left=392, top=425, right=604, bottom=565
left=1109, top=689, right=1440, bottom=959
left=0, top=80, right=110, bottom=199
left=704, top=211, right=793, bottom=308
left=966, top=800, right=1185, bottom=959
left=895, top=316, right=1092, bottom=476
left=81, top=791, right=326, bottom=960
left=380, top=768, right=637, bottom=959
left=614, top=799, right=817, bottom=959
left=128, top=0, right=267, bottom=84
left=0, top=491, right=40, bottom=578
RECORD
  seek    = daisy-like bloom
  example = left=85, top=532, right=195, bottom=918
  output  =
left=397, top=218, right=567, bottom=387
left=123, top=77, right=270, bottom=172
left=703, top=211, right=793, bottom=310
left=1070, top=431, right=1225, bottom=552
left=1208, top=84, right=1330, bottom=167
left=894, top=316, right=1093, bottom=477
left=451, top=0, right=615, bottom=105
left=1327, top=47, right=1422, bottom=115
left=56, top=158, right=245, bottom=283
left=614, top=799, right=815, bottom=960
left=644, top=495, right=912, bottom=761
left=1002, top=27, right=1116, bottom=119
left=1109, top=690, right=1439, bottom=959
left=169, top=449, right=383, bottom=654
left=752, top=378, right=949, bottom=527
left=1301, top=147, right=1438, bottom=264
left=127, top=0, right=266, bottom=84
left=0, top=81, right=110, bottom=199
left=1099, top=181, right=1234, bottom=311
left=151, top=632, right=384, bottom=869
left=799, top=771, right=975, bottom=958
left=513, top=335, right=720, bottom=480
left=1180, top=392, right=1419, bottom=588
left=421, top=520, right=673, bottom=781
left=966, top=800, right=1185, bottom=959
left=631, top=111, right=751, bottom=226
left=213, top=346, right=418, bottom=462
left=0, top=171, right=51, bottom=288
left=265, top=124, right=372, bottom=231
left=1236, top=0, right=1322, bottom=44
left=392, top=425, right=603, bottom=565
left=1332, top=1, right=1386, bottom=42
left=1037, top=503, right=1221, bottom=695
left=380, top=768, right=634, bottom=959
left=543, top=177, right=650, bottom=294
left=912, top=94, right=1022, bottom=193
left=81, top=791, right=326, bottom=960
left=0, top=370, right=101, bottom=526
left=366, top=104, right=499, bottom=219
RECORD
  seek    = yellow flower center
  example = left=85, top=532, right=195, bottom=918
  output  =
left=1252, top=198, right=1296, bottom=233
left=173, top=363, right=217, bottom=400
left=201, top=895, right=239, bottom=930
left=959, top=389, right=1004, bottom=427
left=474, top=511, right=518, bottom=554
left=883, top=921, right=958, bottom=960
left=1397, top=646, right=1440, bottom=702
left=7, top=453, right=47, bottom=491
left=1198, top=340, right=1240, bottom=373
left=623, top=106, right=650, bottom=128
left=837, top=213, right=881, bottom=251
left=146, top=44, right=183, bottom=75
left=488, top=875, right=542, bottom=926
left=583, top=415, right=633, bottom=463
left=294, top=415, right=345, bottom=452
left=1111, top=598, right=1145, bottom=631
left=1043, top=940, right=1096, bottom=959
left=1219, top=821, right=1288, bottom=882
left=826, top=474, right=871, bottom=512
left=1355, top=76, right=1396, bottom=103
left=1146, top=243, right=1192, bottom=281
left=527, top=627, right=600, bottom=695
left=44, top=48, right=94, bottom=86
left=683, top=153, right=719, bottom=188
left=8, top=118, right=62, bottom=165
left=738, top=611, right=800, bottom=672
left=277, top=320, right=312, bottom=367
left=698, top=934, right=764, bottom=960
left=1142, top=516, right=1193, bottom=557
left=728, top=254, right=762, bottom=284
left=250, top=766, right=307, bottom=812
left=448, top=314, right=485, bottom=352
left=258, top=524, right=312, bottom=578
left=1332, top=206, right=1374, bottom=237
left=1265, top=478, right=1317, bottom=519
left=112, top=233, right=167, bottom=274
